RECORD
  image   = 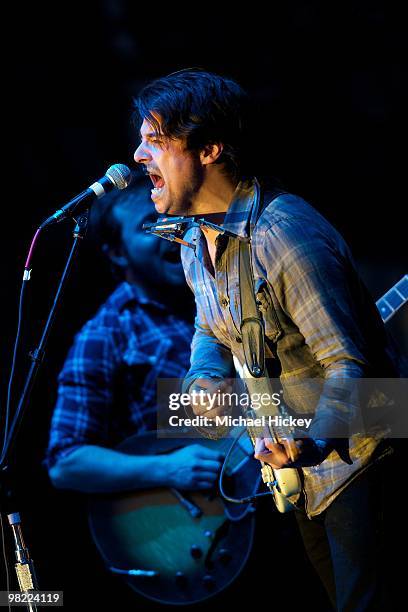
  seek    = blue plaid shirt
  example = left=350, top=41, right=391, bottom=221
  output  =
left=45, top=282, right=193, bottom=470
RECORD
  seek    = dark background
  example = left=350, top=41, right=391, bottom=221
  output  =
left=1, top=1, right=407, bottom=610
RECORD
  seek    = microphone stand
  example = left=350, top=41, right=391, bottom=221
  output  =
left=0, top=211, right=89, bottom=609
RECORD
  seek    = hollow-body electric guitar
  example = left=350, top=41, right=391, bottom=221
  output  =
left=88, top=431, right=261, bottom=605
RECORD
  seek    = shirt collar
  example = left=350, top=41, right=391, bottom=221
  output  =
left=187, top=177, right=259, bottom=247
left=185, top=178, right=259, bottom=273
left=221, top=177, right=259, bottom=239
left=107, top=281, right=168, bottom=312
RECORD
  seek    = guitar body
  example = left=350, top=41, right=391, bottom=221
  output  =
left=270, top=468, right=302, bottom=512
left=233, top=355, right=302, bottom=513
left=258, top=457, right=301, bottom=513
left=88, top=432, right=259, bottom=605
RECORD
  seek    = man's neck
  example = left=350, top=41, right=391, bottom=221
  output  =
left=191, top=173, right=238, bottom=270
left=188, top=170, right=238, bottom=216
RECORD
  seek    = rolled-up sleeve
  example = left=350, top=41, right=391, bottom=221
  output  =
left=45, top=327, right=117, bottom=471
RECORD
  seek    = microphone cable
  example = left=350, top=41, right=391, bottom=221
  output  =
left=1, top=227, right=43, bottom=462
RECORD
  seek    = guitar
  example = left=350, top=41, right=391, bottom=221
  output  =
left=232, top=274, right=408, bottom=513
left=233, top=356, right=302, bottom=513
left=88, top=431, right=261, bottom=605
left=376, top=275, right=408, bottom=322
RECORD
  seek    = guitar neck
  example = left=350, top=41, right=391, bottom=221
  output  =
left=376, top=274, right=408, bottom=322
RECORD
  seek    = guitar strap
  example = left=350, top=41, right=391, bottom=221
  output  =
left=239, top=179, right=286, bottom=378
left=239, top=184, right=354, bottom=467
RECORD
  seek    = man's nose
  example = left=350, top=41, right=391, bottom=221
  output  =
left=134, top=142, right=151, bottom=164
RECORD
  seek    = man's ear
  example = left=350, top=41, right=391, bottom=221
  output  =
left=102, top=243, right=128, bottom=269
left=200, top=143, right=224, bottom=166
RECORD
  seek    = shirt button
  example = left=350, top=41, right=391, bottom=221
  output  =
left=220, top=297, right=229, bottom=307
left=235, top=336, right=242, bottom=343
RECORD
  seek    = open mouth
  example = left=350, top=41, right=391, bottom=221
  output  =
left=148, top=172, right=166, bottom=198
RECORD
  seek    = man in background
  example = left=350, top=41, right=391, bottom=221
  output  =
left=46, top=175, right=223, bottom=494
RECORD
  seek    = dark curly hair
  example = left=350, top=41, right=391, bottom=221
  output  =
left=89, top=173, right=152, bottom=278
left=133, top=69, right=254, bottom=182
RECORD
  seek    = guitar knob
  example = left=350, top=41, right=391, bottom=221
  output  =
left=218, top=548, right=232, bottom=564
left=175, top=571, right=187, bottom=588
left=204, top=530, right=214, bottom=539
left=202, top=575, right=216, bottom=590
left=190, top=544, right=203, bottom=559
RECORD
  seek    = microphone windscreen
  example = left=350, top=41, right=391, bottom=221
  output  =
left=106, top=164, right=132, bottom=190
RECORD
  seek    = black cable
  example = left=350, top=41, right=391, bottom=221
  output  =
left=2, top=279, right=27, bottom=461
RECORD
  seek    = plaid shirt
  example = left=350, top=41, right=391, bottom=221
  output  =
left=45, top=282, right=193, bottom=470
left=181, top=178, right=394, bottom=517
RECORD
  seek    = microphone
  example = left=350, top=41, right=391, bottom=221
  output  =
left=41, top=163, right=132, bottom=227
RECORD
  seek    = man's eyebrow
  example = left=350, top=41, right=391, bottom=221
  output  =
left=140, top=131, right=164, bottom=140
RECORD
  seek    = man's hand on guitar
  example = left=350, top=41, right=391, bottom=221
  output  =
left=167, top=444, right=224, bottom=490
left=254, top=436, right=332, bottom=468
left=189, top=378, right=234, bottom=420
